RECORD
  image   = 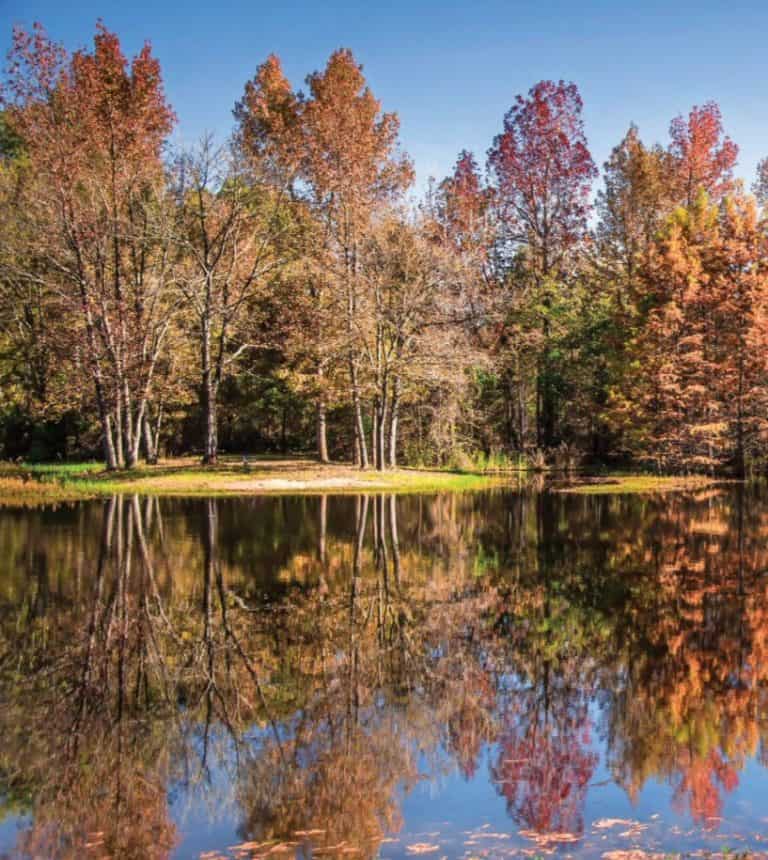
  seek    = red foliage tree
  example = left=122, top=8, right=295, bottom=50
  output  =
left=668, top=102, right=738, bottom=206
left=488, top=80, right=596, bottom=448
left=438, top=149, right=492, bottom=254
left=488, top=80, right=596, bottom=281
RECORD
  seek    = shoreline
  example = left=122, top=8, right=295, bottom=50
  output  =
left=0, top=458, right=513, bottom=504
left=0, top=458, right=728, bottom=505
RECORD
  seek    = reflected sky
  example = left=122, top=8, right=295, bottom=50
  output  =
left=1, top=488, right=768, bottom=858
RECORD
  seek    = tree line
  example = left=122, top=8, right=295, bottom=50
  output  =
left=2, top=22, right=768, bottom=473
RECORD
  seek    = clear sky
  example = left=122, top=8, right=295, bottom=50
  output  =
left=2, top=0, right=768, bottom=193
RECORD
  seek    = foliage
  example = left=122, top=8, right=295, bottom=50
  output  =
left=1, top=23, right=768, bottom=475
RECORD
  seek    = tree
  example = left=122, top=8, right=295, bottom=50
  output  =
left=299, top=50, right=413, bottom=467
left=596, top=126, right=673, bottom=303
left=668, top=102, right=738, bottom=206
left=171, top=137, right=292, bottom=464
left=488, top=80, right=597, bottom=449
left=236, top=50, right=413, bottom=467
left=1, top=23, right=176, bottom=468
left=753, top=156, right=768, bottom=210
left=615, top=190, right=768, bottom=473
left=361, top=213, right=473, bottom=468
left=435, top=150, right=493, bottom=264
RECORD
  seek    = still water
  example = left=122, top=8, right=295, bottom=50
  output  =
left=1, top=487, right=768, bottom=858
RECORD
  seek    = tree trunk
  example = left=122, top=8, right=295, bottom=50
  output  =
left=350, top=359, right=368, bottom=469
left=371, top=397, right=380, bottom=470
left=92, top=373, right=118, bottom=470
left=143, top=412, right=158, bottom=464
left=734, top=355, right=745, bottom=478
left=102, top=411, right=119, bottom=471
left=388, top=379, right=400, bottom=469
left=114, top=408, right=125, bottom=469
left=317, top=398, right=329, bottom=463
left=378, top=388, right=388, bottom=471
left=316, top=363, right=330, bottom=463
left=123, top=381, right=138, bottom=468
left=203, top=387, right=217, bottom=465
left=126, top=396, right=147, bottom=469
left=80, top=279, right=118, bottom=470
left=201, top=315, right=218, bottom=465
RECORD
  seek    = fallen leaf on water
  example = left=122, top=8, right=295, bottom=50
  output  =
left=619, top=825, right=649, bottom=839
left=406, top=843, right=441, bottom=854
left=518, top=830, right=580, bottom=844
left=293, top=829, right=325, bottom=837
left=470, top=832, right=512, bottom=840
left=593, top=819, right=635, bottom=830
left=313, top=844, right=349, bottom=857
left=602, top=852, right=666, bottom=860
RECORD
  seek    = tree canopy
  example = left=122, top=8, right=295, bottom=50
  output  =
left=2, top=21, right=768, bottom=474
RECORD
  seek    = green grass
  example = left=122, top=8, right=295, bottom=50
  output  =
left=555, top=473, right=723, bottom=495
left=25, top=460, right=104, bottom=476
left=0, top=458, right=727, bottom=504
left=0, top=456, right=516, bottom=504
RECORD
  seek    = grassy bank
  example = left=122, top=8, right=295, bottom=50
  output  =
left=0, top=457, right=517, bottom=504
left=553, top=474, right=725, bottom=495
left=0, top=459, right=727, bottom=504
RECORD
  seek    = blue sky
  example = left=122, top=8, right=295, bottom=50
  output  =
left=2, top=0, right=768, bottom=193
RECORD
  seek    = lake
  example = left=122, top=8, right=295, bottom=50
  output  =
left=1, top=487, right=768, bottom=859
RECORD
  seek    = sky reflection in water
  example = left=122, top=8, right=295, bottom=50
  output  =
left=1, top=488, right=768, bottom=858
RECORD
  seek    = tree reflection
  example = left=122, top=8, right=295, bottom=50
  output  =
left=2, top=487, right=768, bottom=854
left=0, top=495, right=177, bottom=859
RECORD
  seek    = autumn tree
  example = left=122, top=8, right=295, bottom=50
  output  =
left=488, top=80, right=597, bottom=450
left=1, top=23, right=176, bottom=468
left=361, top=213, right=475, bottom=468
left=596, top=126, right=674, bottom=302
left=235, top=55, right=344, bottom=461
left=236, top=51, right=414, bottom=467
left=434, top=150, right=494, bottom=266
left=304, top=52, right=415, bottom=467
left=614, top=190, right=768, bottom=473
left=171, top=136, right=294, bottom=464
left=590, top=104, right=740, bottom=466
left=668, top=102, right=738, bottom=206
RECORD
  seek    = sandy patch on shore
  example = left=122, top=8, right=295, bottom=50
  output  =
left=221, top=477, right=373, bottom=491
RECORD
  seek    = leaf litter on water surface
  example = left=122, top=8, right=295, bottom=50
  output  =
left=518, top=829, right=581, bottom=845
left=593, top=820, right=636, bottom=830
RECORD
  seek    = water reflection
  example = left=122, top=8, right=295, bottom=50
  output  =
left=1, top=487, right=768, bottom=857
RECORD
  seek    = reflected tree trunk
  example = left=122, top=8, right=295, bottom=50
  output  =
left=388, top=494, right=401, bottom=588
left=318, top=494, right=328, bottom=566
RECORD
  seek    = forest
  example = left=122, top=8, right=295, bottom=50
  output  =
left=2, top=22, right=768, bottom=475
